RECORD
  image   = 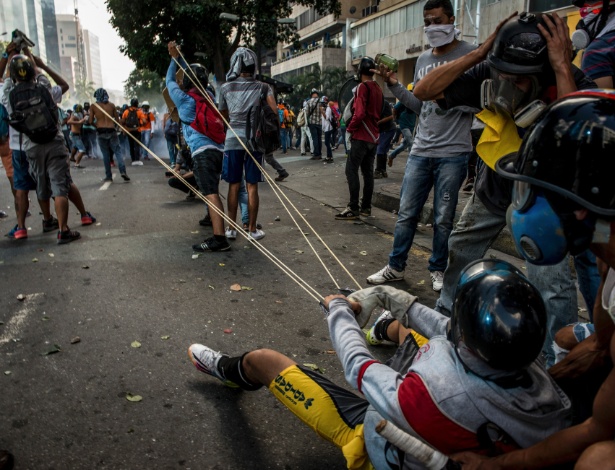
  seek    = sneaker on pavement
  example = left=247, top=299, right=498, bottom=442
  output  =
left=249, top=229, right=265, bottom=241
left=225, top=228, right=237, bottom=240
left=324, top=157, right=334, bottom=164
left=192, top=236, right=231, bottom=252
left=275, top=172, right=289, bottom=182
left=310, top=155, right=322, bottom=160
left=430, top=271, right=444, bottom=292
left=6, top=225, right=27, bottom=240
left=188, top=344, right=239, bottom=388
left=359, top=208, right=371, bottom=217
left=131, top=161, right=140, bottom=166
left=121, top=173, right=130, bottom=181
left=365, top=310, right=394, bottom=345
left=374, top=170, right=388, bottom=179
left=0, top=210, right=7, bottom=219
left=335, top=208, right=359, bottom=220
left=81, top=212, right=96, bottom=225
left=462, top=178, right=474, bottom=192
left=367, top=265, right=405, bottom=285
left=42, top=217, right=59, bottom=233
left=57, top=229, right=80, bottom=245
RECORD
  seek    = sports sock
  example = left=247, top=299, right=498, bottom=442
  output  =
left=217, top=353, right=263, bottom=391
left=373, top=318, right=395, bottom=342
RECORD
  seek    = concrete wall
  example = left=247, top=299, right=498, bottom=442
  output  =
left=271, top=46, right=346, bottom=76
left=479, top=0, right=526, bottom=42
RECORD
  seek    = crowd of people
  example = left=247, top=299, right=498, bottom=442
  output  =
left=1, top=0, right=615, bottom=467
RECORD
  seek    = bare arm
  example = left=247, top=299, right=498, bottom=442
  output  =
left=594, top=76, right=614, bottom=88
left=413, top=13, right=517, bottom=101
left=31, top=54, right=69, bottom=94
left=538, top=14, right=576, bottom=98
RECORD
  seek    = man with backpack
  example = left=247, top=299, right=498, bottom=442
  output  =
left=121, top=98, right=146, bottom=166
left=335, top=56, right=383, bottom=220
left=218, top=47, right=277, bottom=242
left=1, top=48, right=91, bottom=244
left=373, top=99, right=397, bottom=179
left=320, top=96, right=335, bottom=164
left=167, top=41, right=228, bottom=252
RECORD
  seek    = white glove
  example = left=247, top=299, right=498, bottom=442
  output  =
left=348, top=285, right=417, bottom=328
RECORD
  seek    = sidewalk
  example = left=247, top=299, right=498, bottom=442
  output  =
left=271, top=144, right=518, bottom=258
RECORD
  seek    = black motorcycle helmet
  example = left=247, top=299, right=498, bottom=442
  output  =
left=182, top=63, right=208, bottom=90
left=130, top=98, right=139, bottom=107
left=357, top=56, right=376, bottom=78
left=496, top=90, right=615, bottom=218
left=450, top=259, right=547, bottom=375
left=9, top=54, right=35, bottom=82
left=487, top=12, right=551, bottom=75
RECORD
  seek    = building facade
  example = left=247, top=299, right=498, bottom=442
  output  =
left=83, top=29, right=103, bottom=88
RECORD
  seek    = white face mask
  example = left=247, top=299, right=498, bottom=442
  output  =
left=424, top=24, right=456, bottom=48
left=602, top=268, right=615, bottom=323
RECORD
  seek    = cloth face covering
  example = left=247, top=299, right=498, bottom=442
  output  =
left=424, top=24, right=456, bottom=47
left=226, top=47, right=258, bottom=82
left=94, top=88, right=109, bottom=104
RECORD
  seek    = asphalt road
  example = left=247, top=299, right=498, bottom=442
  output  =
left=0, top=144, right=441, bottom=470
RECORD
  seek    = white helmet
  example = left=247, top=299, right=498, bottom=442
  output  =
left=142, top=101, right=150, bottom=107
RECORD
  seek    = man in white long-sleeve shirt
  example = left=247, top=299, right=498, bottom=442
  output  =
left=187, top=260, right=570, bottom=469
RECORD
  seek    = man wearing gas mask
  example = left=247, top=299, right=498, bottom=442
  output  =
left=452, top=90, right=615, bottom=470
left=573, top=0, right=615, bottom=89
left=410, top=12, right=597, bottom=366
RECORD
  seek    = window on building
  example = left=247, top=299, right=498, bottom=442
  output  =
left=68, top=35, right=76, bottom=40
left=528, top=0, right=570, bottom=10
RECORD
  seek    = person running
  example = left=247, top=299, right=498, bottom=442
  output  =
left=121, top=98, right=146, bottom=166
left=188, top=260, right=570, bottom=468
left=218, top=47, right=277, bottom=241
left=89, top=88, right=129, bottom=182
left=166, top=41, right=228, bottom=252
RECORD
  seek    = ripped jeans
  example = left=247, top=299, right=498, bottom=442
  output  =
left=388, top=153, right=469, bottom=273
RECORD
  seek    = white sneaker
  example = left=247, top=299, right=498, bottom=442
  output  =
left=137, top=161, right=144, bottom=166
left=249, top=229, right=265, bottom=241
left=430, top=271, right=444, bottom=292
left=131, top=161, right=140, bottom=166
left=188, top=344, right=239, bottom=388
left=366, top=265, right=405, bottom=285
left=225, top=228, right=237, bottom=240
left=365, top=309, right=394, bottom=345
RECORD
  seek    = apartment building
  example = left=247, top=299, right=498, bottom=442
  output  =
left=270, top=0, right=371, bottom=82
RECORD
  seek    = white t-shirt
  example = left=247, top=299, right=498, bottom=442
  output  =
left=321, top=106, right=332, bottom=132
left=1, top=75, right=64, bottom=151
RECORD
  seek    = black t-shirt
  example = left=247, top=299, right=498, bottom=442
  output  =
left=439, top=61, right=596, bottom=216
left=379, top=100, right=396, bottom=132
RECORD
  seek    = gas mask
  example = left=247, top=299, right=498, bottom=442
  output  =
left=572, top=11, right=603, bottom=49
left=507, top=182, right=598, bottom=265
left=481, top=67, right=542, bottom=118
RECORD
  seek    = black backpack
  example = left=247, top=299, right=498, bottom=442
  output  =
left=8, top=82, right=59, bottom=144
left=125, top=108, right=141, bottom=130
left=245, top=83, right=280, bottom=155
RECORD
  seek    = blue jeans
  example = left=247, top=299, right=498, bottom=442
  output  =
left=166, top=137, right=178, bottom=166
left=280, top=128, right=288, bottom=153
left=97, top=131, right=126, bottom=179
left=574, top=250, right=601, bottom=318
left=309, top=124, right=322, bottom=157
left=239, top=179, right=249, bottom=225
left=390, top=127, right=414, bottom=160
left=389, top=154, right=468, bottom=273
left=140, top=130, right=152, bottom=158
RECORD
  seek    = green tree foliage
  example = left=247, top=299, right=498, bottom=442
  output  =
left=124, top=68, right=165, bottom=109
left=72, top=77, right=96, bottom=105
left=106, top=0, right=341, bottom=82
